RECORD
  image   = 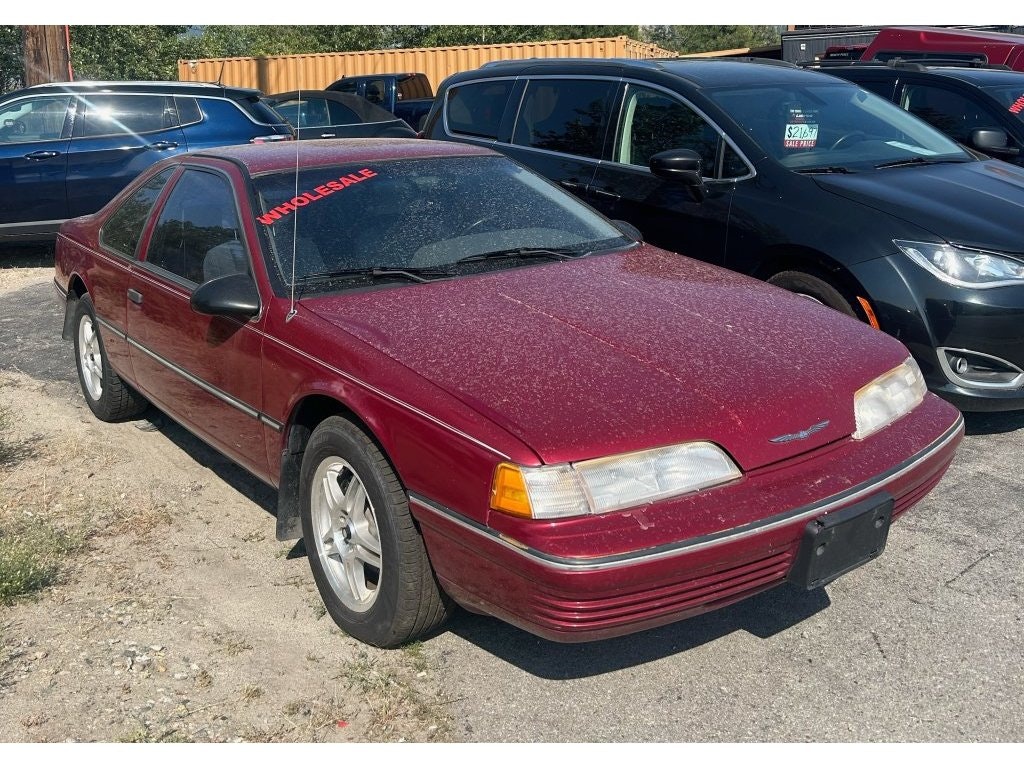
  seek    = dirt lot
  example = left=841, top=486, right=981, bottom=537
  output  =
left=0, top=255, right=450, bottom=743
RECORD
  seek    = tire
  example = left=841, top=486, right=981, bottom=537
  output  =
left=299, top=416, right=452, bottom=647
left=767, top=270, right=859, bottom=320
left=72, top=294, right=148, bottom=422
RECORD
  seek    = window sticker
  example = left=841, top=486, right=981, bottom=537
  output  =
left=256, top=168, right=377, bottom=226
left=1009, top=95, right=1024, bottom=115
left=784, top=108, right=818, bottom=149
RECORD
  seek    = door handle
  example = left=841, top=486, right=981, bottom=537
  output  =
left=148, top=141, right=178, bottom=150
left=24, top=150, right=60, bottom=160
left=127, top=288, right=143, bottom=305
left=559, top=180, right=581, bottom=190
left=591, top=187, right=621, bottom=201
left=319, top=133, right=336, bottom=138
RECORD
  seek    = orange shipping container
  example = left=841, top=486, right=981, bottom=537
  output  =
left=177, top=36, right=678, bottom=94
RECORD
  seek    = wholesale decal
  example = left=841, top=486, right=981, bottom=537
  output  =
left=1009, top=95, right=1024, bottom=115
left=257, top=168, right=378, bottom=225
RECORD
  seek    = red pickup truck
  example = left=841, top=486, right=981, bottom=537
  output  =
left=860, top=27, right=1024, bottom=70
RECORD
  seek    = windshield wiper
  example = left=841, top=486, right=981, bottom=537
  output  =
left=455, top=247, right=585, bottom=264
left=795, top=166, right=853, bottom=174
left=295, top=266, right=451, bottom=285
left=875, top=156, right=970, bottom=169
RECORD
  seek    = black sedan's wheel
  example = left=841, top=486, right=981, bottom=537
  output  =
left=73, top=294, right=148, bottom=421
left=299, top=416, right=452, bottom=647
left=767, top=270, right=859, bottom=320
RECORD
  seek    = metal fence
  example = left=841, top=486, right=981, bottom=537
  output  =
left=176, top=36, right=678, bottom=94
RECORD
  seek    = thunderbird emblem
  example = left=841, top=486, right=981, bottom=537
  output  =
left=769, top=420, right=830, bottom=444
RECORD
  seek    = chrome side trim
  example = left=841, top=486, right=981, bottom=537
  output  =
left=96, top=316, right=127, bottom=341
left=262, top=333, right=512, bottom=460
left=53, top=278, right=68, bottom=299
left=259, top=414, right=284, bottom=432
left=410, top=415, right=963, bottom=573
left=0, top=218, right=67, bottom=231
left=126, top=336, right=262, bottom=421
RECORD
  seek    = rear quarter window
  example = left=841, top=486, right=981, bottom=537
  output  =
left=445, top=80, right=516, bottom=140
left=99, top=169, right=174, bottom=259
left=236, top=95, right=287, bottom=125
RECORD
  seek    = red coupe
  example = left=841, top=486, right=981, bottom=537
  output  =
left=54, top=140, right=963, bottom=647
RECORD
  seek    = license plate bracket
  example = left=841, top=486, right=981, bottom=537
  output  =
left=787, top=492, right=894, bottom=590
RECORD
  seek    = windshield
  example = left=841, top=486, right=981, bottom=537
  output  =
left=709, top=82, right=971, bottom=170
left=252, top=155, right=629, bottom=291
left=981, top=85, right=1024, bottom=120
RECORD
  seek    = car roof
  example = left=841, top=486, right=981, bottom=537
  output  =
left=837, top=64, right=1024, bottom=87
left=2, top=80, right=263, bottom=100
left=468, top=57, right=838, bottom=89
left=194, top=138, right=497, bottom=174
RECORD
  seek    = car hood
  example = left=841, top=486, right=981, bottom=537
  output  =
left=813, top=160, right=1024, bottom=253
left=304, top=246, right=909, bottom=470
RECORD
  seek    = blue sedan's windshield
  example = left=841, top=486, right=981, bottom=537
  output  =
left=709, top=83, right=971, bottom=170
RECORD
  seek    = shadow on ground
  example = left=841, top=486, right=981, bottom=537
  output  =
left=440, top=582, right=830, bottom=680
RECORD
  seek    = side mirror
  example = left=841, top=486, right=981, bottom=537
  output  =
left=190, top=273, right=261, bottom=319
left=649, top=149, right=707, bottom=201
left=972, top=128, right=1019, bottom=156
left=612, top=219, right=643, bottom=243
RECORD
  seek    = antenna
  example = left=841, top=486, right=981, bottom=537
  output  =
left=285, top=82, right=300, bottom=323
left=216, top=61, right=226, bottom=86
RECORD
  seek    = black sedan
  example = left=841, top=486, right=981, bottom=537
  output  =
left=264, top=90, right=417, bottom=141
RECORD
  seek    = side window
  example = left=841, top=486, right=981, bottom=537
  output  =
left=852, top=79, right=897, bottom=101
left=76, top=94, right=174, bottom=137
left=297, top=98, right=330, bottom=127
left=334, top=80, right=358, bottom=95
left=364, top=79, right=387, bottom=106
left=446, top=80, right=515, bottom=140
left=901, top=84, right=1006, bottom=145
left=512, top=79, right=616, bottom=159
left=326, top=100, right=360, bottom=125
left=721, top=144, right=750, bottom=179
left=99, top=169, right=174, bottom=259
left=0, top=95, right=71, bottom=143
left=144, top=169, right=247, bottom=285
left=175, top=97, right=202, bottom=126
left=614, top=85, right=720, bottom=175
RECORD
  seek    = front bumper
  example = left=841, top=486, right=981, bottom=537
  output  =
left=851, top=254, right=1024, bottom=411
left=412, top=395, right=963, bottom=642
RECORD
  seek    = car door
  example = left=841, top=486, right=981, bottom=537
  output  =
left=898, top=78, right=1023, bottom=164
left=0, top=94, right=72, bottom=232
left=127, top=165, right=269, bottom=478
left=503, top=77, right=618, bottom=204
left=65, top=93, right=187, bottom=219
left=587, top=83, right=737, bottom=266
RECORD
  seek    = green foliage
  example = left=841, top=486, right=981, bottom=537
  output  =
left=0, top=25, right=24, bottom=93
left=0, top=518, right=86, bottom=604
left=643, top=25, right=782, bottom=55
left=69, top=25, right=194, bottom=81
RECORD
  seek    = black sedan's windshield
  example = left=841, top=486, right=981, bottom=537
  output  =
left=253, top=155, right=630, bottom=290
left=709, top=83, right=971, bottom=171
left=981, top=85, right=1024, bottom=120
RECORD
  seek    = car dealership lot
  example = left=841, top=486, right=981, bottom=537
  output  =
left=2, top=251, right=1022, bottom=742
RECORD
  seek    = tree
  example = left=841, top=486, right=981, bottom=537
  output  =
left=0, top=26, right=23, bottom=93
left=69, top=26, right=193, bottom=81
left=642, top=25, right=782, bottom=55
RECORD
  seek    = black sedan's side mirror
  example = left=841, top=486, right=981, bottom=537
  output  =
left=191, top=273, right=261, bottom=319
left=649, top=149, right=707, bottom=201
left=972, top=128, right=1020, bottom=156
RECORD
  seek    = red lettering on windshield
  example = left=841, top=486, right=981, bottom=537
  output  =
left=1010, top=96, right=1024, bottom=115
left=256, top=167, right=379, bottom=226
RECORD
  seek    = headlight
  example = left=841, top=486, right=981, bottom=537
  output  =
left=490, top=443, right=741, bottom=520
left=853, top=357, right=927, bottom=440
left=895, top=239, right=1024, bottom=288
